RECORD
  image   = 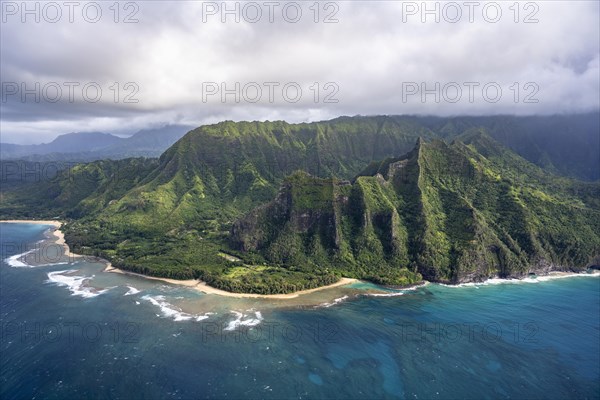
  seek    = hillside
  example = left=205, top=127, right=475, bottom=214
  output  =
left=1, top=116, right=599, bottom=293
left=0, top=158, right=159, bottom=218
left=422, top=113, right=600, bottom=181
left=74, top=118, right=433, bottom=234
left=3, top=115, right=598, bottom=180
left=231, top=134, right=600, bottom=284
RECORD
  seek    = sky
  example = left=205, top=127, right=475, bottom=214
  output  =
left=1, top=0, right=599, bottom=144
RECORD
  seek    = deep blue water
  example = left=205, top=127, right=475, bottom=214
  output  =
left=1, top=223, right=599, bottom=399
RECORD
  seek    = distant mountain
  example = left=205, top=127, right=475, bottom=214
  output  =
left=0, top=132, right=122, bottom=159
left=2, top=115, right=598, bottom=181
left=419, top=113, right=600, bottom=181
left=97, top=124, right=195, bottom=158
left=0, top=124, right=193, bottom=161
left=2, top=116, right=598, bottom=294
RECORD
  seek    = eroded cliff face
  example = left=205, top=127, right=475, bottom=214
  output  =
left=231, top=135, right=600, bottom=285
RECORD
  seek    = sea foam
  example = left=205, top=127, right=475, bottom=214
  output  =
left=141, top=295, right=212, bottom=322
left=5, top=249, right=69, bottom=268
left=46, top=270, right=111, bottom=298
left=366, top=292, right=405, bottom=297
left=5, top=250, right=36, bottom=267
left=361, top=282, right=429, bottom=298
left=124, top=286, right=141, bottom=296
left=317, top=295, right=349, bottom=308
left=224, top=310, right=264, bottom=331
left=441, top=271, right=600, bottom=288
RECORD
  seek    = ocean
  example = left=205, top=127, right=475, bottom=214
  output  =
left=1, top=222, right=598, bottom=399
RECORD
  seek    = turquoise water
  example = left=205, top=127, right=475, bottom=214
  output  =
left=1, top=223, right=599, bottom=399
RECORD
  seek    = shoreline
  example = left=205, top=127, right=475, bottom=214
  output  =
left=103, top=264, right=358, bottom=299
left=439, top=270, right=600, bottom=288
left=1, top=219, right=82, bottom=260
left=2, top=220, right=598, bottom=298
left=1, top=219, right=62, bottom=227
left=1, top=219, right=356, bottom=299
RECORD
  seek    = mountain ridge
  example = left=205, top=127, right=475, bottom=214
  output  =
left=231, top=133, right=600, bottom=285
left=1, top=116, right=598, bottom=293
left=1, top=124, right=193, bottom=161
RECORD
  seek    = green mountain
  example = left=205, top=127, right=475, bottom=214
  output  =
left=1, top=158, right=159, bottom=218
left=420, top=113, right=600, bottom=181
left=1, top=116, right=598, bottom=293
left=79, top=118, right=434, bottom=234
left=3, top=114, right=598, bottom=181
left=231, top=133, right=600, bottom=284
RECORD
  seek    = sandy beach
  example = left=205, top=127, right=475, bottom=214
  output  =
left=7, top=219, right=595, bottom=299
left=1, top=219, right=358, bottom=298
left=1, top=219, right=81, bottom=259
left=1, top=219, right=62, bottom=227
left=104, top=264, right=358, bottom=299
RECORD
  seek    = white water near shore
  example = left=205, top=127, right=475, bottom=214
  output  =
left=318, top=295, right=349, bottom=308
left=2, top=221, right=79, bottom=267
left=440, top=271, right=600, bottom=288
left=140, top=294, right=213, bottom=322
left=124, top=286, right=141, bottom=296
left=5, top=250, right=37, bottom=267
left=224, top=310, right=264, bottom=331
left=366, top=292, right=406, bottom=297
left=3, top=220, right=599, bottom=321
left=46, top=270, right=113, bottom=298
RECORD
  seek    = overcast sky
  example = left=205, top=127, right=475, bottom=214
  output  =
left=1, top=0, right=598, bottom=143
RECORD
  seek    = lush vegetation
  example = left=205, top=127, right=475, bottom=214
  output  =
left=1, top=116, right=599, bottom=293
left=232, top=133, right=600, bottom=284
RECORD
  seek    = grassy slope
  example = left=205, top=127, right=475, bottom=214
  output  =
left=232, top=134, right=600, bottom=285
left=2, top=117, right=428, bottom=293
left=1, top=117, right=598, bottom=293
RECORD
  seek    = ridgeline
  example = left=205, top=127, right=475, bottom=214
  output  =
left=2, top=116, right=599, bottom=293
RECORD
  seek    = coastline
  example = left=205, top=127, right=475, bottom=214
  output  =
left=103, top=264, right=358, bottom=299
left=2, top=219, right=597, bottom=298
left=1, top=219, right=82, bottom=260
left=1, top=219, right=62, bottom=227
left=439, top=270, right=600, bottom=288
left=1, top=219, right=356, bottom=299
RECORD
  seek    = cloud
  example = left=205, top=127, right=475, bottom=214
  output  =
left=1, top=0, right=598, bottom=143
